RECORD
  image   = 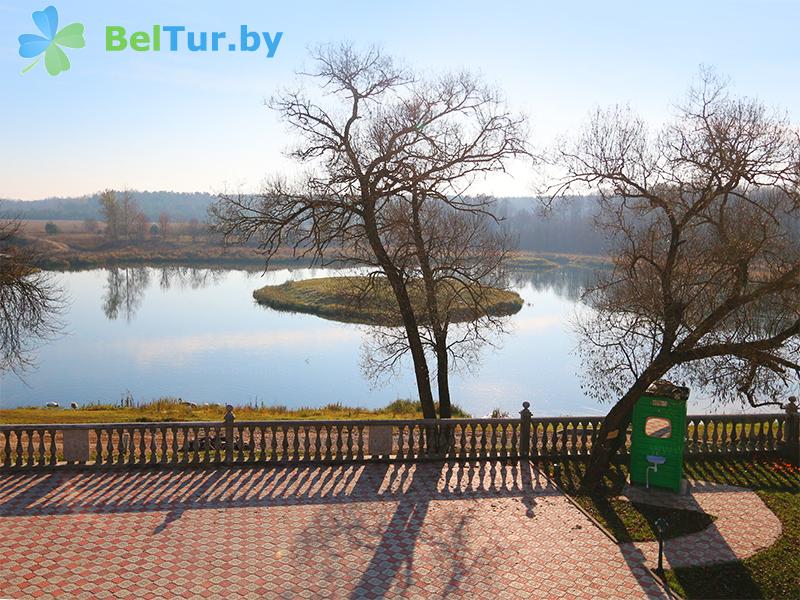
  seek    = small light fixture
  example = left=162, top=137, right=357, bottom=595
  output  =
left=654, top=517, right=668, bottom=576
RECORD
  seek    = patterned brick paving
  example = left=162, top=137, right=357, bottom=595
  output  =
left=619, top=480, right=781, bottom=568
left=0, top=463, right=668, bottom=599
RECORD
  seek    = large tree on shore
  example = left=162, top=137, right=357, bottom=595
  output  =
left=211, top=44, right=528, bottom=418
left=549, top=70, right=800, bottom=489
left=361, top=193, right=516, bottom=414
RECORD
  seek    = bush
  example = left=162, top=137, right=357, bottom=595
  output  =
left=44, top=222, right=59, bottom=234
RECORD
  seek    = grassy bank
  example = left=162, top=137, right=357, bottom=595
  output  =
left=0, top=397, right=470, bottom=425
left=253, top=276, right=524, bottom=326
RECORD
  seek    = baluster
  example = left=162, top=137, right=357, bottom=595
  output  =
left=324, top=426, right=333, bottom=461
left=743, top=422, right=753, bottom=453
left=291, top=426, right=300, bottom=462
left=332, top=426, right=341, bottom=461
left=561, top=421, right=569, bottom=456
left=137, top=427, right=146, bottom=465
left=509, top=423, right=518, bottom=459
left=15, top=430, right=24, bottom=467
left=37, top=430, right=46, bottom=466
left=344, top=426, right=353, bottom=461
left=103, top=428, right=113, bottom=465
left=91, top=428, right=102, bottom=466
left=24, top=430, right=33, bottom=467
left=3, top=431, right=10, bottom=467
left=356, top=425, right=365, bottom=461
left=499, top=424, right=508, bottom=459
left=148, top=427, right=157, bottom=465
left=302, top=426, right=310, bottom=462
left=476, top=424, right=484, bottom=459
left=255, top=425, right=264, bottom=463
left=700, top=419, right=708, bottom=454
left=394, top=425, right=405, bottom=460
left=281, top=426, right=289, bottom=463
left=767, top=419, right=775, bottom=452
left=551, top=422, right=560, bottom=458
left=169, top=427, right=178, bottom=464
left=709, top=420, right=718, bottom=454
left=777, top=419, right=785, bottom=451
left=269, top=425, right=278, bottom=462
left=691, top=419, right=700, bottom=454
left=309, top=425, right=318, bottom=462
left=159, top=426, right=168, bottom=464
left=47, top=430, right=56, bottom=465
left=408, top=425, right=417, bottom=459
left=487, top=424, right=496, bottom=459
left=188, top=426, right=197, bottom=464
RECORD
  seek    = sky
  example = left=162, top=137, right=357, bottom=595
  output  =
left=1, top=0, right=799, bottom=200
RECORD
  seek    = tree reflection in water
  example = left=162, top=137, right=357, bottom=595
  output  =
left=102, top=266, right=227, bottom=321
left=99, top=265, right=599, bottom=323
left=509, top=266, right=600, bottom=303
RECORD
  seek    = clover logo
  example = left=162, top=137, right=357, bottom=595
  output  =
left=18, top=6, right=85, bottom=76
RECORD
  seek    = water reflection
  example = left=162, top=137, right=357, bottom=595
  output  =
left=102, top=267, right=150, bottom=322
left=102, top=266, right=230, bottom=321
left=98, top=265, right=600, bottom=323
left=509, top=266, right=597, bottom=302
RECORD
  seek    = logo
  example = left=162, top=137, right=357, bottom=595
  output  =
left=18, top=6, right=85, bottom=76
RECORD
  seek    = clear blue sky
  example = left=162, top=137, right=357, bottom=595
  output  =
left=1, top=0, right=799, bottom=200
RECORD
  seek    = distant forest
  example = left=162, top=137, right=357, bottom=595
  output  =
left=1, top=191, right=609, bottom=254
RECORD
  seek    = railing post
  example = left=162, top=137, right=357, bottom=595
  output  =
left=519, top=402, right=531, bottom=459
left=784, top=397, right=799, bottom=466
left=224, top=405, right=235, bottom=465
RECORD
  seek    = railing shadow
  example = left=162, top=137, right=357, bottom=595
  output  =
left=0, top=460, right=559, bottom=520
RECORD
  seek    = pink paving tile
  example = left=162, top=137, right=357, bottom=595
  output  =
left=0, top=463, right=667, bottom=599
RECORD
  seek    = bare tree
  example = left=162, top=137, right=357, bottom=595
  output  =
left=362, top=196, right=517, bottom=416
left=211, top=44, right=528, bottom=418
left=187, top=218, right=201, bottom=242
left=158, top=213, right=170, bottom=240
left=83, top=218, right=99, bottom=234
left=0, top=216, right=63, bottom=374
left=549, top=69, right=800, bottom=489
left=99, top=189, right=121, bottom=241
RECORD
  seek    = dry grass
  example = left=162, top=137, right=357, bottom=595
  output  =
left=0, top=397, right=470, bottom=425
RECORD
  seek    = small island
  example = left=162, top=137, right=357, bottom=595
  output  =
left=253, top=276, right=524, bottom=326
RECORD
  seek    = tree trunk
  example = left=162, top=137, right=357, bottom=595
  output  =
left=580, top=367, right=666, bottom=491
left=435, top=336, right=452, bottom=418
left=363, top=205, right=437, bottom=419
left=409, top=192, right=451, bottom=418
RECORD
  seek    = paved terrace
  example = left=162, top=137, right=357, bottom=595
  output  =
left=0, top=462, right=668, bottom=599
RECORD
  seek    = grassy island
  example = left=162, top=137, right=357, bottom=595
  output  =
left=252, top=276, right=524, bottom=326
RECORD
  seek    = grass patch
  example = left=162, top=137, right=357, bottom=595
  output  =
left=663, top=458, right=800, bottom=600
left=0, top=397, right=471, bottom=424
left=253, top=276, right=523, bottom=326
left=544, top=460, right=715, bottom=542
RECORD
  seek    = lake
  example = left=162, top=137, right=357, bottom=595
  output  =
left=0, top=265, right=733, bottom=416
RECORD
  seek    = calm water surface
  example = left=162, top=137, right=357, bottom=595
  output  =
left=0, top=266, right=726, bottom=416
